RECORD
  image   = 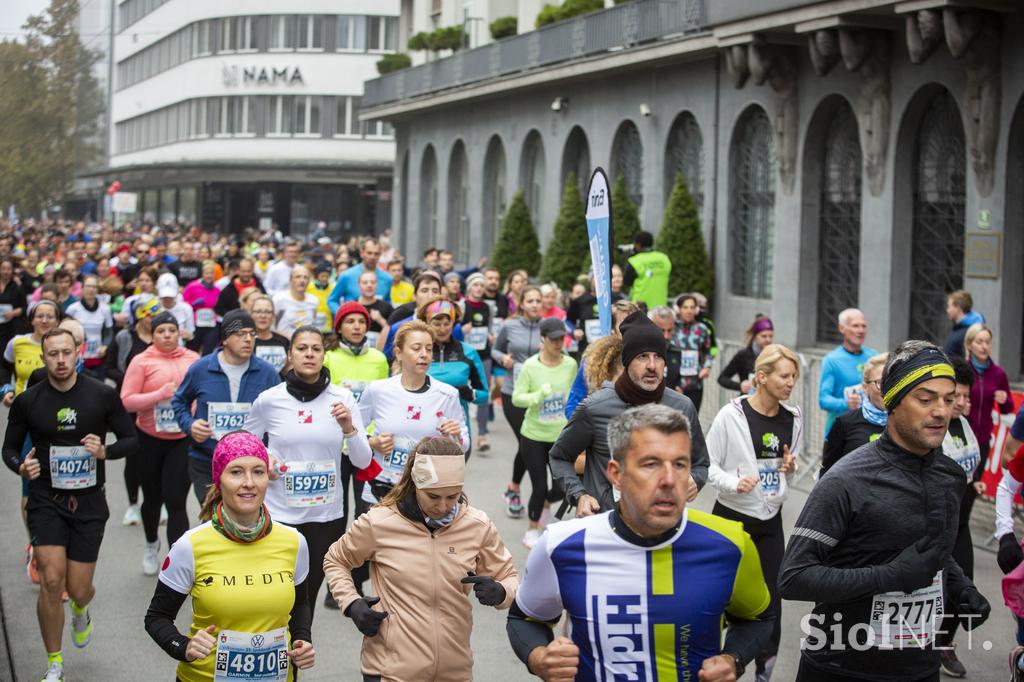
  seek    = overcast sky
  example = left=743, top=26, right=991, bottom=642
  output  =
left=0, top=0, right=50, bottom=41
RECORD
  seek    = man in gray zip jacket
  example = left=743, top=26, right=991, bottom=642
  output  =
left=549, top=311, right=708, bottom=514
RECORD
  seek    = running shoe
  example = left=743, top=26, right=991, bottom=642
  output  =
left=122, top=503, right=142, bottom=526
left=69, top=602, right=93, bottom=648
left=159, top=505, right=168, bottom=525
left=39, top=662, right=63, bottom=682
left=26, top=544, right=39, bottom=584
left=1010, top=645, right=1024, bottom=682
left=522, top=528, right=542, bottom=549
left=477, top=438, right=490, bottom=453
left=142, top=540, right=160, bottom=576
left=503, top=488, right=523, bottom=519
left=939, top=646, right=966, bottom=678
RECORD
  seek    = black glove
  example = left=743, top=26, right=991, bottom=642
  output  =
left=457, top=384, right=475, bottom=403
left=368, top=479, right=394, bottom=500
left=345, top=596, right=389, bottom=636
left=461, top=573, right=506, bottom=606
left=885, top=539, right=943, bottom=593
left=999, top=533, right=1024, bottom=574
left=956, top=586, right=991, bottom=630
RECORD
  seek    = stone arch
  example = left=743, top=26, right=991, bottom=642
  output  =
left=448, top=140, right=470, bottom=264
left=728, top=105, right=776, bottom=299
left=560, top=125, right=590, bottom=200
left=419, top=144, right=438, bottom=253
left=519, top=129, right=546, bottom=230
left=663, top=111, right=704, bottom=210
left=481, top=134, right=507, bottom=256
left=610, top=119, right=643, bottom=207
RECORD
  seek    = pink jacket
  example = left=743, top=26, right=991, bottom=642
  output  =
left=120, top=344, right=200, bottom=438
left=182, top=279, right=220, bottom=315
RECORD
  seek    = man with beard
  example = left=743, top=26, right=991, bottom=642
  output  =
left=549, top=311, right=708, bottom=516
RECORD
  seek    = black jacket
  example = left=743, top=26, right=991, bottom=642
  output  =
left=819, top=408, right=886, bottom=475
left=718, top=345, right=757, bottom=392
left=214, top=277, right=265, bottom=317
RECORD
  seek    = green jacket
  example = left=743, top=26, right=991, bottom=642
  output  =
left=628, top=250, right=672, bottom=307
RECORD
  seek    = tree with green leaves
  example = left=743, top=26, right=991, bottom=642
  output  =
left=657, top=174, right=714, bottom=299
left=492, top=192, right=542, bottom=276
left=610, top=174, right=641, bottom=268
left=539, top=174, right=589, bottom=289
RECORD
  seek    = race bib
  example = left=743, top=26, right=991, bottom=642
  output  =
left=0, top=304, right=12, bottom=318
left=50, top=446, right=97, bottom=490
left=490, top=316, right=504, bottom=335
left=466, top=327, right=488, bottom=351
left=85, top=338, right=101, bottom=359
left=365, top=331, right=380, bottom=348
left=255, top=345, right=287, bottom=371
left=214, top=626, right=289, bottom=682
left=679, top=350, right=700, bottom=377
left=870, top=571, right=943, bottom=648
left=208, top=402, right=251, bottom=440
left=342, top=380, right=368, bottom=402
left=154, top=400, right=181, bottom=433
left=196, top=308, right=217, bottom=328
left=758, top=457, right=782, bottom=498
left=539, top=394, right=565, bottom=423
left=949, top=445, right=979, bottom=478
left=282, top=459, right=336, bottom=507
left=584, top=318, right=603, bottom=344
left=380, top=437, right=415, bottom=484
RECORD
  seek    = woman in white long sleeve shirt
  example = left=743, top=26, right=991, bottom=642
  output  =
left=706, top=343, right=802, bottom=682
left=244, top=324, right=371, bottom=620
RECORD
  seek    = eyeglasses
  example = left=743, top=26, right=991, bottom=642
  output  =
left=864, top=379, right=881, bottom=388
left=231, top=330, right=258, bottom=339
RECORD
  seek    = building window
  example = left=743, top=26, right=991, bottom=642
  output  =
left=910, top=90, right=966, bottom=343
left=190, top=99, right=209, bottom=138
left=449, top=142, right=470, bottom=263
left=269, top=95, right=295, bottom=135
left=520, top=131, right=545, bottom=231
left=270, top=15, right=295, bottom=50
left=334, top=96, right=357, bottom=136
left=729, top=106, right=776, bottom=299
left=337, top=16, right=367, bottom=51
left=219, top=17, right=254, bottom=53
left=294, top=96, right=321, bottom=136
left=560, top=126, right=590, bottom=200
left=664, top=112, right=703, bottom=209
left=367, top=17, right=399, bottom=51
left=213, top=97, right=255, bottom=137
left=193, top=20, right=212, bottom=56
left=482, top=136, right=506, bottom=254
left=296, top=15, right=324, bottom=51
left=611, top=120, right=644, bottom=207
left=816, top=103, right=863, bottom=344
left=421, top=146, right=439, bottom=251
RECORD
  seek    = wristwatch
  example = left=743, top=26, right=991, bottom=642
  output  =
left=720, top=651, right=745, bottom=677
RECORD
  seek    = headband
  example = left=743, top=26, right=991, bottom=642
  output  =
left=752, top=318, right=774, bottom=335
left=882, top=348, right=955, bottom=410
left=425, top=300, right=458, bottom=322
left=411, top=453, right=465, bottom=490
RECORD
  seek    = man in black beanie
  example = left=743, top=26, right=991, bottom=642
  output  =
left=549, top=310, right=709, bottom=516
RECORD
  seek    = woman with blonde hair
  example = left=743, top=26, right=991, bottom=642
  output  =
left=820, top=352, right=889, bottom=475
left=503, top=268, right=528, bottom=317
left=324, top=436, right=518, bottom=682
left=707, top=343, right=802, bottom=681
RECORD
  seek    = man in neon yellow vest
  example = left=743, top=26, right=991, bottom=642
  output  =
left=624, top=231, right=671, bottom=308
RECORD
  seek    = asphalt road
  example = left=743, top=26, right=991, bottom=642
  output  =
left=1, top=405, right=1021, bottom=681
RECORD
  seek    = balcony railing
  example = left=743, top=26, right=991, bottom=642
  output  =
left=363, top=0, right=706, bottom=108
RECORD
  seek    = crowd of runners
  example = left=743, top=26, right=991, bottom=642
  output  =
left=1, top=216, right=1023, bottom=682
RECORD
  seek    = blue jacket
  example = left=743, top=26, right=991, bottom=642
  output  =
left=564, top=360, right=589, bottom=419
left=327, top=264, right=393, bottom=316
left=383, top=315, right=464, bottom=360
left=171, top=350, right=281, bottom=461
left=818, top=344, right=878, bottom=435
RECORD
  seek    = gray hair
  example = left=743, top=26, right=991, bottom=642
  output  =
left=837, top=308, right=864, bottom=327
left=882, top=340, right=941, bottom=383
left=606, top=404, right=691, bottom=464
left=648, top=306, right=674, bottom=322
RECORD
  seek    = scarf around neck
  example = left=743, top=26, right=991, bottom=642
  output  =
left=212, top=502, right=272, bottom=543
left=614, top=371, right=666, bottom=406
left=860, top=389, right=888, bottom=426
left=284, top=367, right=331, bottom=402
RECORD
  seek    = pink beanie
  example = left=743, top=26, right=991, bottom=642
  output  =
left=212, top=431, right=269, bottom=488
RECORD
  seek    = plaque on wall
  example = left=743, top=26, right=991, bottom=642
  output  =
left=964, top=232, right=1001, bottom=279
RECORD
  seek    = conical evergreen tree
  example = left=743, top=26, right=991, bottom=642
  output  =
left=491, top=191, right=542, bottom=276
left=657, top=173, right=714, bottom=299
left=579, top=173, right=642, bottom=274
left=540, top=174, right=589, bottom=290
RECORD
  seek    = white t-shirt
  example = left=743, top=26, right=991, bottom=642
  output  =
left=65, top=301, right=113, bottom=359
left=218, top=353, right=249, bottom=402
left=164, top=299, right=196, bottom=337
left=245, top=382, right=372, bottom=524
left=273, top=291, right=319, bottom=338
left=263, top=261, right=295, bottom=296
left=357, top=375, right=469, bottom=495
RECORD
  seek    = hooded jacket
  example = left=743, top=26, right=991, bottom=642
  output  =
left=121, top=343, right=201, bottom=439
left=324, top=341, right=389, bottom=402
left=491, top=316, right=542, bottom=395
left=943, top=310, right=984, bottom=359
left=323, top=499, right=518, bottom=682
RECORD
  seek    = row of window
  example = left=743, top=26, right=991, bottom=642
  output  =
left=117, top=14, right=399, bottom=91
left=115, top=95, right=394, bottom=154
left=118, top=0, right=171, bottom=31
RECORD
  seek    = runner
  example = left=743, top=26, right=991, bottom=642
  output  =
left=171, top=309, right=282, bottom=503
left=718, top=316, right=774, bottom=395
left=818, top=308, right=878, bottom=435
left=511, top=317, right=577, bottom=548
left=707, top=343, right=802, bottom=681
left=262, top=240, right=300, bottom=296
left=181, top=261, right=221, bottom=355
left=214, top=257, right=264, bottom=317
left=387, top=257, right=413, bottom=306
left=462, top=272, right=493, bottom=451
left=503, top=268, right=528, bottom=317
left=379, top=270, right=446, bottom=357
left=819, top=353, right=889, bottom=475
left=250, top=294, right=290, bottom=375
left=508, top=404, right=774, bottom=681
left=493, top=285, right=543, bottom=518
left=327, top=237, right=392, bottom=313
left=671, top=293, right=715, bottom=411
left=964, top=322, right=1013, bottom=478
left=323, top=436, right=518, bottom=682
left=779, top=341, right=990, bottom=682
left=0, top=257, right=28, bottom=365
left=157, top=276, right=196, bottom=346
left=563, top=299, right=640, bottom=418
left=144, top=431, right=316, bottom=681
left=306, top=261, right=334, bottom=331
left=3, top=327, right=138, bottom=682
left=64, top=275, right=113, bottom=381
left=119, top=311, right=200, bottom=575
left=273, top=265, right=319, bottom=339
left=245, top=325, right=372, bottom=618
left=121, top=266, right=158, bottom=325
left=354, top=269, right=393, bottom=348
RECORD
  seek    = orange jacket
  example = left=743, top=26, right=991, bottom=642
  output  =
left=323, top=501, right=518, bottom=682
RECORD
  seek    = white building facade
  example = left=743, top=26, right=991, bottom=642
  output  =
left=105, top=0, right=399, bottom=237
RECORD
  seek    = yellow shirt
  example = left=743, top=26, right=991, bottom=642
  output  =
left=4, top=334, right=42, bottom=395
left=306, top=283, right=333, bottom=331
left=390, top=279, right=414, bottom=307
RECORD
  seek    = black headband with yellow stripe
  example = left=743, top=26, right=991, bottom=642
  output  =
left=882, top=348, right=955, bottom=410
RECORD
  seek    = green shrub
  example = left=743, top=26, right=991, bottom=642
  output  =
left=536, top=0, right=604, bottom=27
left=657, top=174, right=714, bottom=300
left=489, top=16, right=518, bottom=40
left=492, top=192, right=542, bottom=277
left=407, top=32, right=430, bottom=50
left=610, top=174, right=641, bottom=268
left=376, top=53, right=411, bottom=75
left=540, top=174, right=590, bottom=290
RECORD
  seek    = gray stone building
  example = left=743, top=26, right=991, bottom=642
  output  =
left=362, top=0, right=1023, bottom=377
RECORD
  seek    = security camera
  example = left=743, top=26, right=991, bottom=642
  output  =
left=551, top=97, right=567, bottom=112
left=640, top=103, right=652, bottom=117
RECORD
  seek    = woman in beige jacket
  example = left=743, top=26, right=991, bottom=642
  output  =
left=324, top=436, right=519, bottom=682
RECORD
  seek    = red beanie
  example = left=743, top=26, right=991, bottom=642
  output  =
left=334, top=301, right=370, bottom=332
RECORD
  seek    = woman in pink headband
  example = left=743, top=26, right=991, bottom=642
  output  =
left=718, top=315, right=775, bottom=396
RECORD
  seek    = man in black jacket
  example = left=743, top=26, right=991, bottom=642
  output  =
left=214, top=257, right=264, bottom=317
left=780, top=340, right=990, bottom=682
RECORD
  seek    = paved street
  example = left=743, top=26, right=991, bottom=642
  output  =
left=1, top=407, right=1021, bottom=681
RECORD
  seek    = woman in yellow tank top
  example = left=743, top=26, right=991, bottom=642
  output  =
left=2, top=300, right=61, bottom=402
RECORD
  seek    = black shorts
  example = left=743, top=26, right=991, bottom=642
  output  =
left=26, top=485, right=110, bottom=563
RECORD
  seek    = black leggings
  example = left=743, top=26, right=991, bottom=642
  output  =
left=294, top=516, right=346, bottom=620
left=796, top=662, right=937, bottom=682
left=124, top=431, right=141, bottom=506
left=713, top=502, right=784, bottom=671
left=137, top=431, right=191, bottom=546
left=502, top=397, right=527, bottom=485
left=520, top=436, right=564, bottom=522
left=683, top=385, right=703, bottom=413
left=938, top=442, right=985, bottom=646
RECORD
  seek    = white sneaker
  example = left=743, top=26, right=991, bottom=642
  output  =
left=40, top=661, right=64, bottom=681
left=122, top=503, right=142, bottom=526
left=159, top=505, right=168, bottom=525
left=142, top=540, right=161, bottom=576
left=522, top=528, right=542, bottom=549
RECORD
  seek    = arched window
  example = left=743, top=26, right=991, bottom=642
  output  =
left=420, top=145, right=438, bottom=252
left=482, top=135, right=506, bottom=255
left=664, top=112, right=703, bottom=209
left=729, top=107, right=776, bottom=298
left=561, top=126, right=590, bottom=199
left=610, top=120, right=643, bottom=207
left=399, top=152, right=409, bottom=244
left=448, top=141, right=470, bottom=264
left=910, top=91, right=965, bottom=342
left=520, top=130, right=545, bottom=230
left=816, top=103, right=862, bottom=344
